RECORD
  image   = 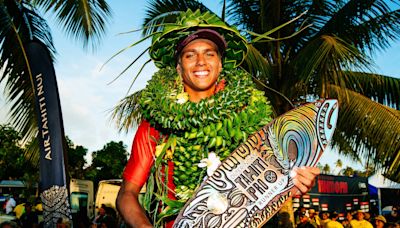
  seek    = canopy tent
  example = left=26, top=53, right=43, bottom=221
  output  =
left=368, top=173, right=400, bottom=215
left=369, top=173, right=400, bottom=189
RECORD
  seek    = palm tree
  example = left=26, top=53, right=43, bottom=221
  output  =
left=341, top=166, right=355, bottom=176
left=0, top=0, right=112, bottom=162
left=133, top=0, right=400, bottom=182
left=334, top=159, right=343, bottom=175
left=322, top=164, right=331, bottom=174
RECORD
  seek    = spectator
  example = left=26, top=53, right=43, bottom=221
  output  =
left=386, top=206, right=399, bottom=224
left=20, top=202, right=39, bottom=228
left=326, top=212, right=343, bottom=228
left=321, top=212, right=331, bottom=228
left=350, top=210, right=373, bottom=228
left=374, top=215, right=386, bottom=228
left=5, top=194, right=16, bottom=215
left=92, top=204, right=107, bottom=227
left=296, top=207, right=307, bottom=226
left=298, top=211, right=316, bottom=228
left=341, top=218, right=350, bottom=228
left=309, top=209, right=321, bottom=228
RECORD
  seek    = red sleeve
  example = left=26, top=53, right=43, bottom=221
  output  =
left=123, top=120, right=160, bottom=187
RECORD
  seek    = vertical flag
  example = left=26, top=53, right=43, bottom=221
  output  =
left=25, top=39, right=71, bottom=226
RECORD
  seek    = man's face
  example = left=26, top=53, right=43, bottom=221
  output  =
left=356, top=212, right=364, bottom=220
left=375, top=220, right=385, bottom=228
left=177, top=39, right=222, bottom=101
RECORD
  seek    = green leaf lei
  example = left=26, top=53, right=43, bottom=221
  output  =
left=139, top=67, right=273, bottom=225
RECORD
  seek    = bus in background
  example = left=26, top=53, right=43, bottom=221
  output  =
left=69, top=179, right=94, bottom=219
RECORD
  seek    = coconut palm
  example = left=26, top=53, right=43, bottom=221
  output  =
left=322, top=163, right=331, bottom=174
left=127, top=0, right=400, bottom=182
left=341, top=166, right=355, bottom=176
left=335, top=159, right=343, bottom=175
left=0, top=0, right=112, bottom=162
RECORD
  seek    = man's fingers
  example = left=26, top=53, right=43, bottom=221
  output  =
left=291, top=166, right=320, bottom=194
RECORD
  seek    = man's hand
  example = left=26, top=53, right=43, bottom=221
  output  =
left=290, top=166, right=320, bottom=195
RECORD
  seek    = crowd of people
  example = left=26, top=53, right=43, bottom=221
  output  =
left=293, top=206, right=400, bottom=228
left=1, top=194, right=117, bottom=228
left=1, top=194, right=42, bottom=228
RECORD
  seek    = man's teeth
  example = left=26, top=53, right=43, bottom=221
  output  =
left=194, top=71, right=208, bottom=76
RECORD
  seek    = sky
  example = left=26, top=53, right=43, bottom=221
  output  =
left=1, top=1, right=399, bottom=170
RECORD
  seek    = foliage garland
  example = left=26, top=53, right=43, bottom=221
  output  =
left=139, top=67, right=273, bottom=226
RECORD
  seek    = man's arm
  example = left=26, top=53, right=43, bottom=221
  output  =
left=117, top=180, right=152, bottom=228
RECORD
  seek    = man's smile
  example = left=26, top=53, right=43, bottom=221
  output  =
left=193, top=70, right=209, bottom=77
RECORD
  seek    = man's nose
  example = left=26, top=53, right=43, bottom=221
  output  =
left=196, top=54, right=206, bottom=66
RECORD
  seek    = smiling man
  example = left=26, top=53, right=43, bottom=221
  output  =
left=116, top=10, right=319, bottom=228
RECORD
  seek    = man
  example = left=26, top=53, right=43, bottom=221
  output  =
left=374, top=215, right=386, bottom=228
left=116, top=11, right=320, bottom=228
left=5, top=194, right=16, bottom=215
left=350, top=210, right=373, bottom=228
left=321, top=212, right=331, bottom=228
left=19, top=202, right=39, bottom=228
left=298, top=211, right=317, bottom=228
left=326, top=212, right=343, bottom=228
left=309, top=209, right=321, bottom=228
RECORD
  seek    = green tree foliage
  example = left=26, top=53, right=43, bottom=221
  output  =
left=84, top=141, right=128, bottom=185
left=341, top=166, right=355, bottom=176
left=125, top=0, right=400, bottom=181
left=0, top=124, right=37, bottom=180
left=66, top=137, right=89, bottom=179
left=322, top=164, right=331, bottom=174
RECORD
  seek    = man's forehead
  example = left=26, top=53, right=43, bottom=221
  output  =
left=181, top=39, right=219, bottom=53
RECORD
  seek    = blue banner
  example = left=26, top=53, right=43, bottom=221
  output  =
left=26, top=40, right=71, bottom=227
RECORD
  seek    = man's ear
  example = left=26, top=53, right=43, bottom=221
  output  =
left=176, top=64, right=182, bottom=75
left=218, top=60, right=223, bottom=75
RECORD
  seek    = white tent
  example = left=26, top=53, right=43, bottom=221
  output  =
left=369, top=173, right=400, bottom=189
left=368, top=173, right=400, bottom=214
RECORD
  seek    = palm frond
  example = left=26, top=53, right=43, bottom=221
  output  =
left=329, top=85, right=400, bottom=180
left=341, top=71, right=400, bottom=109
left=143, top=0, right=209, bottom=36
left=34, top=0, right=112, bottom=50
left=294, top=35, right=372, bottom=97
left=0, top=1, right=54, bottom=143
left=110, top=90, right=143, bottom=133
left=317, top=0, right=400, bottom=52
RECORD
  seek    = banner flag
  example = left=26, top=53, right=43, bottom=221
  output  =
left=26, top=40, right=71, bottom=226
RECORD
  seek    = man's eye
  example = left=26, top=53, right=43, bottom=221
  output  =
left=184, top=53, right=195, bottom=59
left=206, top=52, right=216, bottom=56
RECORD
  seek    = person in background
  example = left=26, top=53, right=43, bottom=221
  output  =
left=374, top=215, right=386, bottom=228
left=296, top=207, right=307, bottom=226
left=5, top=194, right=16, bottom=215
left=326, top=212, right=343, bottom=228
left=92, top=204, right=107, bottom=227
left=20, top=202, right=39, bottom=228
left=341, top=218, right=350, bottom=228
left=298, top=211, right=317, bottom=228
left=350, top=210, right=373, bottom=228
left=365, top=212, right=372, bottom=222
left=321, top=212, right=331, bottom=228
left=309, top=209, right=321, bottom=228
left=386, top=206, right=399, bottom=224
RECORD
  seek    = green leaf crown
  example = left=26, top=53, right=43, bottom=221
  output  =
left=150, top=9, right=248, bottom=69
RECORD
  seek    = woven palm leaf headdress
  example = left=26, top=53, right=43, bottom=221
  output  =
left=149, top=9, right=248, bottom=69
